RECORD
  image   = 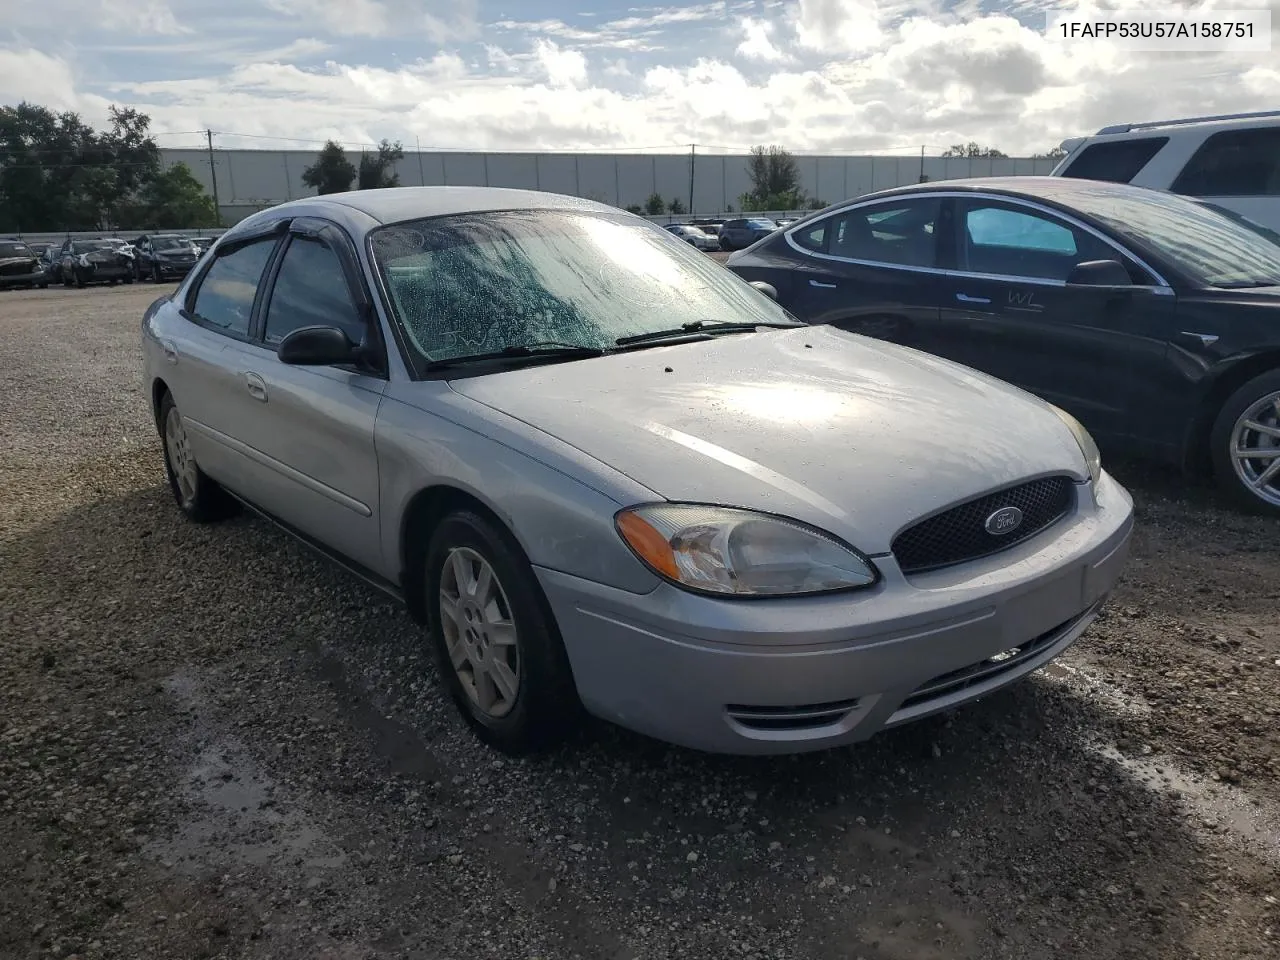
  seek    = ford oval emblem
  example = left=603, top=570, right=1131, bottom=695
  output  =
left=984, top=506, right=1024, bottom=536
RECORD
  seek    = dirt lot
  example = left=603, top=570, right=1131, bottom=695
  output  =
left=2, top=283, right=1278, bottom=960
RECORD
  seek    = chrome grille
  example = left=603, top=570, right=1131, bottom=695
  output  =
left=891, top=476, right=1074, bottom=575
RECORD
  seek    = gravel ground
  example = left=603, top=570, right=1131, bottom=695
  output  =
left=2, top=283, right=1279, bottom=960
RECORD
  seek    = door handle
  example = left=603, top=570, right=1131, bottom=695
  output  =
left=809, top=279, right=837, bottom=289
left=244, top=372, right=268, bottom=403
left=955, top=293, right=991, bottom=304
left=161, top=340, right=178, bottom=364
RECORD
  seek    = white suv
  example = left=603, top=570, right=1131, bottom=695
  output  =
left=1051, top=110, right=1280, bottom=232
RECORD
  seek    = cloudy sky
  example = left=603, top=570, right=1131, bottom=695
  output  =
left=1, top=0, right=1278, bottom=156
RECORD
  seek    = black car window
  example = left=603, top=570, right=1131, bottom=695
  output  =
left=263, top=236, right=364, bottom=346
left=1171, top=127, right=1280, bottom=198
left=792, top=221, right=828, bottom=252
left=0, top=242, right=32, bottom=257
left=190, top=239, right=277, bottom=337
left=826, top=198, right=941, bottom=268
left=1059, top=138, right=1168, bottom=183
left=957, top=201, right=1121, bottom=282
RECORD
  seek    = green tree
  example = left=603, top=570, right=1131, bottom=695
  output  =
left=357, top=138, right=404, bottom=190
left=667, top=197, right=686, bottom=215
left=643, top=193, right=665, bottom=215
left=122, top=162, right=218, bottom=228
left=941, top=142, right=1007, bottom=158
left=1033, top=145, right=1068, bottom=160
left=624, top=204, right=643, bottom=215
left=302, top=140, right=357, bottom=194
left=741, top=145, right=816, bottom=211
left=0, top=102, right=99, bottom=231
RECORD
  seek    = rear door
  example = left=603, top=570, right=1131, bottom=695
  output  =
left=929, top=196, right=1178, bottom=444
left=217, top=218, right=388, bottom=574
left=780, top=196, right=946, bottom=348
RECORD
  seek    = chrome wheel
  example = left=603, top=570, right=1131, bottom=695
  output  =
left=438, top=547, right=520, bottom=719
left=1230, top=390, right=1280, bottom=508
left=164, top=406, right=198, bottom=505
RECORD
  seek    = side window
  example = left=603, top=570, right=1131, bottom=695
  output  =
left=263, top=235, right=365, bottom=346
left=825, top=198, right=941, bottom=268
left=190, top=239, right=277, bottom=337
left=1171, top=128, right=1280, bottom=198
left=792, top=221, right=828, bottom=252
left=959, top=202, right=1119, bottom=282
left=1059, top=137, right=1168, bottom=183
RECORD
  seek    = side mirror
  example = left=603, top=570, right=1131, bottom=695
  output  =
left=749, top=280, right=779, bottom=301
left=1066, top=260, right=1132, bottom=287
left=278, top=325, right=358, bottom=366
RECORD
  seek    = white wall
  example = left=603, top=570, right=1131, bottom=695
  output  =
left=161, top=149, right=1059, bottom=224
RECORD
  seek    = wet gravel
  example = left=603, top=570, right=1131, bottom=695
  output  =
left=2, top=283, right=1279, bottom=960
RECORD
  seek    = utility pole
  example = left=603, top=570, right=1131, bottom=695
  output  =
left=918, top=144, right=926, bottom=183
left=688, top=143, right=696, bottom=215
left=416, top=136, right=426, bottom=185
left=206, top=129, right=222, bottom=226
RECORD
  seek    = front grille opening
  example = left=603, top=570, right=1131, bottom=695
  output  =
left=725, top=697, right=861, bottom=731
left=897, top=614, right=1078, bottom=713
left=892, top=476, right=1075, bottom=575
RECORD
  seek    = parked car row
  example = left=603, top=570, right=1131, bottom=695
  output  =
left=2, top=233, right=209, bottom=289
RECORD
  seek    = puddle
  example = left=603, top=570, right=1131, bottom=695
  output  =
left=1040, top=658, right=1154, bottom=717
left=148, top=671, right=348, bottom=875
left=1090, top=741, right=1280, bottom=867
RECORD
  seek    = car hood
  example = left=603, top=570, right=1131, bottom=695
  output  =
left=447, top=326, right=1088, bottom=553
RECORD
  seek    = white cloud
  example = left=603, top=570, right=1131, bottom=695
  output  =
left=122, top=0, right=191, bottom=36
left=736, top=17, right=788, bottom=62
left=533, top=39, right=589, bottom=89
left=792, top=0, right=886, bottom=54
left=264, top=0, right=478, bottom=41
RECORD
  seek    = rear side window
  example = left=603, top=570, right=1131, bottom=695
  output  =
left=1059, top=137, right=1168, bottom=183
left=263, top=236, right=364, bottom=345
left=190, top=239, right=277, bottom=337
left=1171, top=127, right=1280, bottom=197
left=826, top=198, right=941, bottom=268
left=792, top=221, right=828, bottom=252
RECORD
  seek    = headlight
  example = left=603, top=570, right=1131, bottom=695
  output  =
left=1049, top=405, right=1102, bottom=486
left=615, top=504, right=878, bottom=597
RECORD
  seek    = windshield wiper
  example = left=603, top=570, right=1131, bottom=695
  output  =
left=615, top=319, right=802, bottom=347
left=425, top=342, right=608, bottom=370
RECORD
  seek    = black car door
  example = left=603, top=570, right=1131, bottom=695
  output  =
left=925, top=196, right=1178, bottom=445
left=780, top=196, right=946, bottom=348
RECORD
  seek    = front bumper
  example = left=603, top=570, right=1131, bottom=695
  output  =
left=538, top=472, right=1134, bottom=755
left=0, top=269, right=46, bottom=287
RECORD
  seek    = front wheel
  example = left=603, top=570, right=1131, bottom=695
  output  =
left=1211, top=369, right=1280, bottom=516
left=158, top=392, right=239, bottom=522
left=423, top=511, right=581, bottom=754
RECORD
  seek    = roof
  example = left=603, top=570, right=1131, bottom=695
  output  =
left=863, top=175, right=1152, bottom=203
left=273, top=185, right=618, bottom=225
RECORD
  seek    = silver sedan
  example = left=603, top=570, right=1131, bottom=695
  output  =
left=141, top=187, right=1134, bottom=756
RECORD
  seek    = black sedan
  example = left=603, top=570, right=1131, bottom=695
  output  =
left=59, top=239, right=135, bottom=287
left=132, top=234, right=200, bottom=282
left=0, top=238, right=50, bottom=289
left=725, top=177, right=1280, bottom=516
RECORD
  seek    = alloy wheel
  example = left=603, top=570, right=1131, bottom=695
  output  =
left=164, top=406, right=198, bottom=506
left=1229, top=390, right=1280, bottom=508
left=438, top=547, right=521, bottom=719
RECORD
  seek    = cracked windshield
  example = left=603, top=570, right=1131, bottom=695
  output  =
left=371, top=211, right=792, bottom=361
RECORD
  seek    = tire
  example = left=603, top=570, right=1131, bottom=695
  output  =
left=38, top=282, right=48, bottom=289
left=1210, top=368, right=1280, bottom=516
left=157, top=391, right=239, bottom=522
left=124, top=275, right=134, bottom=285
left=152, top=264, right=162, bottom=283
left=74, top=270, right=86, bottom=289
left=62, top=273, right=73, bottom=288
left=423, top=510, right=581, bottom=755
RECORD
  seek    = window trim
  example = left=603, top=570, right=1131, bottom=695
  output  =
left=783, top=190, right=1172, bottom=291
left=1169, top=126, right=1280, bottom=198
left=781, top=196, right=946, bottom=274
